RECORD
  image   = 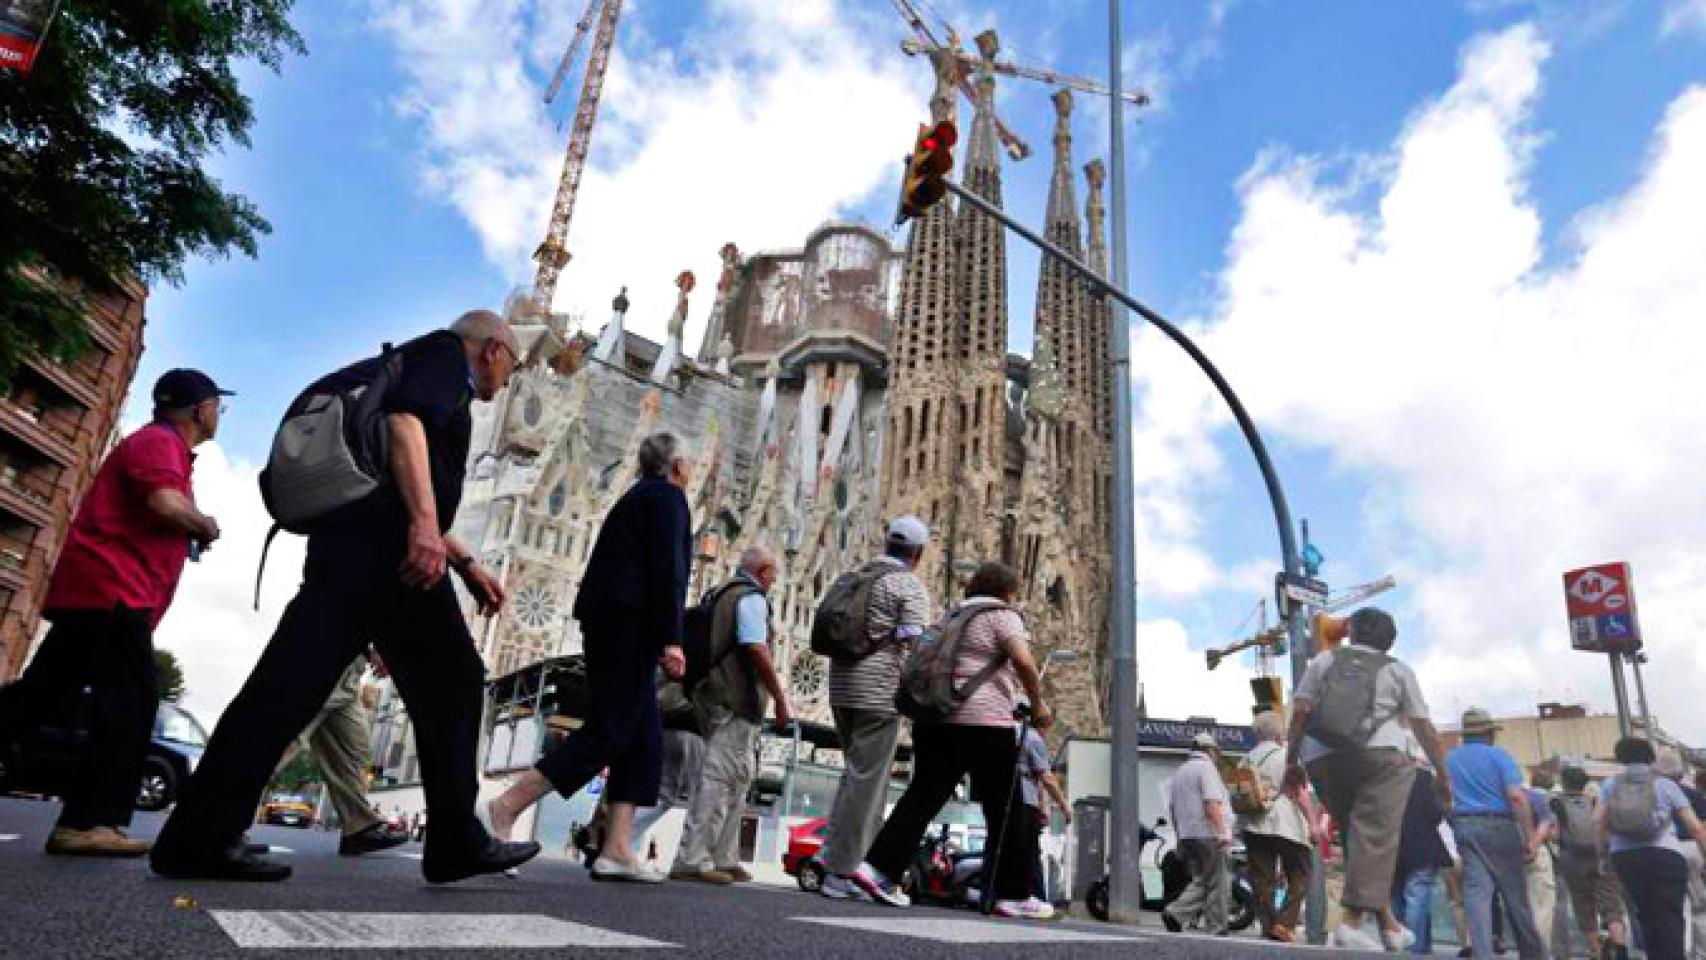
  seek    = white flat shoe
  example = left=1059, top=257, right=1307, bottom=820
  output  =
left=590, top=857, right=665, bottom=884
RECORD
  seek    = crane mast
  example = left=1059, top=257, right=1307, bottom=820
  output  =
left=531, top=0, right=623, bottom=316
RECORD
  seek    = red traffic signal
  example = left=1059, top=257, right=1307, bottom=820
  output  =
left=895, top=120, right=957, bottom=226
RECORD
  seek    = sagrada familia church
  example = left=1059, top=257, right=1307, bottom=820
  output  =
left=452, top=60, right=1116, bottom=739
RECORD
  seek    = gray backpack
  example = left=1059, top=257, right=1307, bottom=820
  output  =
left=810, top=561, right=894, bottom=662
left=1304, top=645, right=1392, bottom=750
left=894, top=603, right=1010, bottom=724
left=1607, top=768, right=1668, bottom=840
left=1552, top=794, right=1600, bottom=856
left=252, top=342, right=408, bottom=607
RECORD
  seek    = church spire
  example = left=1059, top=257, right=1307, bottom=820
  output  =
left=1084, top=159, right=1111, bottom=440
left=1033, top=89, right=1086, bottom=412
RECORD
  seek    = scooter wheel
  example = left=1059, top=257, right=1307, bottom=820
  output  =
left=1086, top=877, right=1110, bottom=922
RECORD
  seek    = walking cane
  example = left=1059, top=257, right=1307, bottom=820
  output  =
left=981, top=650, right=1077, bottom=916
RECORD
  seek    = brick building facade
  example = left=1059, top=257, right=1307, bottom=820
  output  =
left=0, top=278, right=148, bottom=680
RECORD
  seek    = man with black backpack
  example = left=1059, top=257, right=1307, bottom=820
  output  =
left=669, top=547, right=791, bottom=885
left=1282, top=607, right=1452, bottom=951
left=817, top=517, right=932, bottom=902
left=151, top=311, right=538, bottom=883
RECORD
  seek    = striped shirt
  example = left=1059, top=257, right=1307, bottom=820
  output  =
left=828, top=556, right=932, bottom=713
left=946, top=598, right=1027, bottom=728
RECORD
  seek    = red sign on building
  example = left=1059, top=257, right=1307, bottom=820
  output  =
left=1562, top=562, right=1641, bottom=654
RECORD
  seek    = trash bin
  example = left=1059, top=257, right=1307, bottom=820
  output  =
left=1072, top=795, right=1110, bottom=906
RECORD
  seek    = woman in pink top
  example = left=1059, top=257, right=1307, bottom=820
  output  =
left=849, top=562, right=1057, bottom=919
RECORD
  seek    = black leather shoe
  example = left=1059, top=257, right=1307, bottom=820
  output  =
left=150, top=846, right=292, bottom=882
left=422, top=839, right=541, bottom=884
left=339, top=822, right=411, bottom=856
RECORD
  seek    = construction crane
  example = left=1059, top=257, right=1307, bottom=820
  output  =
left=529, top=0, right=623, bottom=318
left=543, top=0, right=601, bottom=106
left=1205, top=576, right=1398, bottom=671
left=887, top=0, right=1150, bottom=162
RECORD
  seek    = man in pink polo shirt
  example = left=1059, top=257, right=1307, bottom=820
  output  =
left=0, top=369, right=225, bottom=856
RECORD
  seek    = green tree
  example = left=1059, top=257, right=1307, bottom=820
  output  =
left=0, top=1, right=304, bottom=386
left=269, top=749, right=323, bottom=792
left=152, top=647, right=186, bottom=701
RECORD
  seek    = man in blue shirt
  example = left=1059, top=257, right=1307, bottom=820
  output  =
left=1445, top=708, right=1547, bottom=960
left=670, top=547, right=792, bottom=884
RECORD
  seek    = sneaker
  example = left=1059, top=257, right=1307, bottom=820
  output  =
left=1382, top=924, right=1416, bottom=951
left=1330, top=923, right=1384, bottom=951
left=993, top=898, right=1056, bottom=920
left=850, top=862, right=910, bottom=907
left=45, top=826, right=150, bottom=857
left=820, top=873, right=869, bottom=901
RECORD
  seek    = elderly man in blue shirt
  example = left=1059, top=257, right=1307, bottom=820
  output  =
left=670, top=547, right=792, bottom=885
left=1446, top=707, right=1548, bottom=960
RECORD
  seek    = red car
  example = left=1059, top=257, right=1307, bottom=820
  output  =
left=781, top=817, right=828, bottom=892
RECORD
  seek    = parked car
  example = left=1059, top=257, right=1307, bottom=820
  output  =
left=261, top=794, right=316, bottom=829
left=781, top=817, right=828, bottom=892
left=0, top=698, right=205, bottom=812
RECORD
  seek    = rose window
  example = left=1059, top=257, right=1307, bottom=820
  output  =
left=789, top=649, right=826, bottom=702
left=513, top=583, right=559, bottom=631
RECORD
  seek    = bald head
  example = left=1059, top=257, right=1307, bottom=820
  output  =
left=740, top=547, right=779, bottom=591
left=451, top=309, right=520, bottom=401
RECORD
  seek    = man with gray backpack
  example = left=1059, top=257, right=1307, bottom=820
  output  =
left=1282, top=607, right=1452, bottom=951
left=1553, top=765, right=1628, bottom=960
left=1595, top=737, right=1706, bottom=960
left=816, top=517, right=932, bottom=901
left=152, top=311, right=539, bottom=884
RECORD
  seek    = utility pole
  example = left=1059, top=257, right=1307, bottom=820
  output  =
left=1104, top=0, right=1144, bottom=927
left=1628, top=651, right=1652, bottom=733
left=1608, top=653, right=1634, bottom=739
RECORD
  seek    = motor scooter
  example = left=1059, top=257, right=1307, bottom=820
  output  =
left=1085, top=820, right=1256, bottom=932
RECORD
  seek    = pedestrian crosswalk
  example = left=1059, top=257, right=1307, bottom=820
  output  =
left=795, top=916, right=1147, bottom=944
left=210, top=911, right=674, bottom=949
left=209, top=911, right=1152, bottom=950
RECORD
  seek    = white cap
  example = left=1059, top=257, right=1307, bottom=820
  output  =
left=886, top=515, right=929, bottom=549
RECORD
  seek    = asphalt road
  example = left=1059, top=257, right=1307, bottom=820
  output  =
left=0, top=797, right=1384, bottom=959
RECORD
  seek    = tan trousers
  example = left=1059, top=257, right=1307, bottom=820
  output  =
left=275, top=658, right=379, bottom=836
left=1308, top=748, right=1416, bottom=913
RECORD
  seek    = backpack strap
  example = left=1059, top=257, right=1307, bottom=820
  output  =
left=253, top=523, right=284, bottom=611
left=947, top=604, right=1014, bottom=702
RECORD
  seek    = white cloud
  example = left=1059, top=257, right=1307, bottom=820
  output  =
left=1663, top=0, right=1706, bottom=38
left=368, top=0, right=927, bottom=347
left=1136, top=617, right=1263, bottom=723
left=150, top=444, right=305, bottom=729
left=1131, top=22, right=1706, bottom=738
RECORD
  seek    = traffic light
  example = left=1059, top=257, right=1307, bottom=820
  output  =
left=1314, top=612, right=1350, bottom=652
left=895, top=120, right=958, bottom=226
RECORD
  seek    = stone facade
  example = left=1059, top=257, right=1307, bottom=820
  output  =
left=453, top=67, right=1115, bottom=738
left=0, top=277, right=148, bottom=680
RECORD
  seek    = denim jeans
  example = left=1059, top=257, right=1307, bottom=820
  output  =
left=1392, top=867, right=1439, bottom=954
left=1455, top=816, right=1547, bottom=960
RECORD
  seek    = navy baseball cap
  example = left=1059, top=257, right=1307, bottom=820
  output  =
left=152, top=369, right=234, bottom=408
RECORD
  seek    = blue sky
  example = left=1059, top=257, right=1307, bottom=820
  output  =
left=139, top=0, right=1706, bottom=737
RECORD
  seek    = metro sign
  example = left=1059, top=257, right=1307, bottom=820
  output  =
left=1563, top=562, right=1641, bottom=654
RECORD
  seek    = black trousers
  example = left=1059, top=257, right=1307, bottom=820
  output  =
left=864, top=723, right=1035, bottom=901
left=1614, top=846, right=1688, bottom=960
left=152, top=533, right=486, bottom=864
left=534, top=618, right=662, bottom=806
left=0, top=607, right=156, bottom=830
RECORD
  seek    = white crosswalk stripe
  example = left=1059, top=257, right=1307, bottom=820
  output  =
left=793, top=915, right=1147, bottom=944
left=0, top=834, right=19, bottom=842
left=210, top=911, right=677, bottom=949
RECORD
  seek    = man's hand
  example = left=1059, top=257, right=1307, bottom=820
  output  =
left=399, top=520, right=447, bottom=588
left=659, top=645, right=686, bottom=680
left=773, top=699, right=793, bottom=728
left=1032, top=701, right=1055, bottom=731
left=1433, top=775, right=1453, bottom=810
left=457, top=561, right=506, bottom=616
left=194, top=512, right=222, bottom=545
